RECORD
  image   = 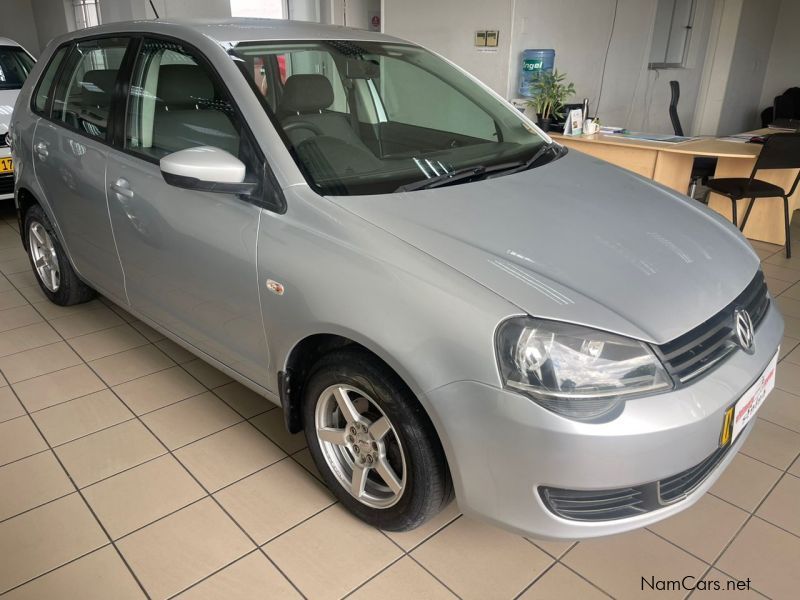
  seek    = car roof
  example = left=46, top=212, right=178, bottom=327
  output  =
left=54, top=17, right=408, bottom=46
left=0, top=38, right=22, bottom=47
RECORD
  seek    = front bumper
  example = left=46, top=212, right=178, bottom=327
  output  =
left=424, top=302, right=784, bottom=539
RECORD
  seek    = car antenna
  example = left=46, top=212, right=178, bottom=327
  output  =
left=149, top=0, right=160, bottom=18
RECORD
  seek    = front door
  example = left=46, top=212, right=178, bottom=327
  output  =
left=105, top=38, right=269, bottom=385
left=32, top=37, right=131, bottom=302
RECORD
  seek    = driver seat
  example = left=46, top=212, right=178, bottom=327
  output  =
left=277, top=74, right=365, bottom=147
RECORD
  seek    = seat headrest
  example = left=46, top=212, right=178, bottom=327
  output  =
left=279, top=74, right=334, bottom=114
left=80, top=70, right=117, bottom=103
left=157, top=64, right=214, bottom=107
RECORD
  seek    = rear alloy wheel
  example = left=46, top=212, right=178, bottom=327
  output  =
left=24, top=204, right=95, bottom=306
left=303, top=348, right=452, bottom=531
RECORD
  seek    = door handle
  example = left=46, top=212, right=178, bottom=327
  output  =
left=110, top=178, right=134, bottom=199
left=34, top=141, right=48, bottom=159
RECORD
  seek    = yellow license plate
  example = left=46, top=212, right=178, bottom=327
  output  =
left=0, top=158, right=12, bottom=174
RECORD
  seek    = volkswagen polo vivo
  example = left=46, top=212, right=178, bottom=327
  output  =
left=10, top=19, right=783, bottom=539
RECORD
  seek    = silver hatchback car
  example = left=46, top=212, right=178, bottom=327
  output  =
left=10, top=19, right=783, bottom=539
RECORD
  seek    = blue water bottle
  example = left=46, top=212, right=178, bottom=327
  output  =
left=519, top=49, right=555, bottom=97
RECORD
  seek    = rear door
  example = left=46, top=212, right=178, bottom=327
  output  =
left=105, top=38, right=270, bottom=385
left=31, top=37, right=132, bottom=302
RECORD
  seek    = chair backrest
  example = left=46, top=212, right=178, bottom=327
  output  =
left=753, top=132, right=800, bottom=197
left=669, top=80, right=683, bottom=137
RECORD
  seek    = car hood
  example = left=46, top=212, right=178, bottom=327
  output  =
left=329, top=151, right=760, bottom=344
left=0, top=89, right=18, bottom=133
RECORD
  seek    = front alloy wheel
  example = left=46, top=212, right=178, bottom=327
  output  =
left=315, top=384, right=406, bottom=508
left=303, top=348, right=453, bottom=531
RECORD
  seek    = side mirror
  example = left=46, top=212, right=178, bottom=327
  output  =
left=160, top=146, right=257, bottom=195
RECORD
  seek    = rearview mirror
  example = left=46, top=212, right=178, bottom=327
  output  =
left=160, top=146, right=257, bottom=195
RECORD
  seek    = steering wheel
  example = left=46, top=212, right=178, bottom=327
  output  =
left=283, top=121, right=324, bottom=138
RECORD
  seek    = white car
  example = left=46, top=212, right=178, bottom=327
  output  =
left=0, top=38, right=35, bottom=200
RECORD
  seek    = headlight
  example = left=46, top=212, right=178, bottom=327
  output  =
left=496, top=317, right=673, bottom=419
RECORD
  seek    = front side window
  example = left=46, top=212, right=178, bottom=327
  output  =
left=0, top=46, right=35, bottom=91
left=125, top=39, right=245, bottom=161
left=51, top=38, right=129, bottom=140
left=229, top=40, right=550, bottom=195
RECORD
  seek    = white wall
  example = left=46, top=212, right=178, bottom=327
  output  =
left=0, top=0, right=42, bottom=55
left=145, top=0, right=232, bottom=18
left=30, top=0, right=73, bottom=51
left=759, top=0, right=800, bottom=111
left=715, top=0, right=779, bottom=134
left=345, top=0, right=380, bottom=29
left=385, top=0, right=715, bottom=135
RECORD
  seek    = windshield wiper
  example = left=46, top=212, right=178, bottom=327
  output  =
left=394, top=142, right=565, bottom=193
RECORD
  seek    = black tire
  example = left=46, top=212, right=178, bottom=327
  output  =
left=302, top=348, right=453, bottom=531
left=23, top=204, right=95, bottom=306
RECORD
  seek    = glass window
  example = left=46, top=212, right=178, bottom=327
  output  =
left=33, top=46, right=68, bottom=115
left=229, top=41, right=549, bottom=196
left=52, top=38, right=129, bottom=140
left=126, top=39, right=245, bottom=162
left=0, top=45, right=35, bottom=91
left=72, top=0, right=101, bottom=30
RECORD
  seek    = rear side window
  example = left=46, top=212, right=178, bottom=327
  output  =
left=51, top=38, right=130, bottom=140
left=33, top=46, right=68, bottom=115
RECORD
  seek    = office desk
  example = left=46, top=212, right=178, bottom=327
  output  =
left=551, top=130, right=798, bottom=245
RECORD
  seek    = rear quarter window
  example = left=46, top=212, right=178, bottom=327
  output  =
left=33, top=46, right=69, bottom=116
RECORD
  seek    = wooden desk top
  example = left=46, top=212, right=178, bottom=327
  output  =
left=550, top=129, right=766, bottom=159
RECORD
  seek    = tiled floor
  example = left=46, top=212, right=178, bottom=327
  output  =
left=0, top=207, right=799, bottom=600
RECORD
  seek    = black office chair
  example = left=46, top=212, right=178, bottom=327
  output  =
left=669, top=80, right=716, bottom=200
left=706, top=133, right=800, bottom=258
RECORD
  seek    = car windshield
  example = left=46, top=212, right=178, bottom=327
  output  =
left=0, top=45, right=34, bottom=91
left=228, top=40, right=552, bottom=195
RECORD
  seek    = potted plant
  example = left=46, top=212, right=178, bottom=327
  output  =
left=527, top=70, right=575, bottom=132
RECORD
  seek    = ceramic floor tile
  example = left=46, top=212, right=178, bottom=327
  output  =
left=2, top=546, right=145, bottom=600
left=0, top=451, right=73, bottom=522
left=0, top=416, right=47, bottom=466
left=117, top=497, right=254, bottom=600
left=518, top=563, right=608, bottom=600
left=758, top=388, right=800, bottom=433
left=291, top=447, right=324, bottom=482
left=174, top=551, right=301, bottom=600
left=528, top=538, right=578, bottom=560
left=32, top=390, right=133, bottom=447
left=69, top=324, right=149, bottom=362
left=113, top=366, right=207, bottom=415
left=766, top=276, right=793, bottom=296
left=710, top=453, right=782, bottom=511
left=412, top=517, right=552, bottom=600
left=130, top=320, right=165, bottom=342
left=214, top=381, right=273, bottom=418
left=782, top=315, right=800, bottom=340
left=83, top=454, right=205, bottom=539
left=48, top=306, right=125, bottom=339
left=6, top=271, right=38, bottom=289
left=12, top=364, right=106, bottom=412
left=384, top=501, right=461, bottom=551
left=776, top=295, right=800, bottom=319
left=0, top=256, right=32, bottom=275
left=780, top=336, right=800, bottom=359
left=89, top=345, right=175, bottom=387
left=0, top=305, right=42, bottom=333
left=563, top=528, right=706, bottom=600
left=0, top=341, right=82, bottom=384
left=32, top=298, right=105, bottom=321
left=182, top=359, right=233, bottom=388
left=154, top=338, right=196, bottom=364
left=249, top=409, right=306, bottom=454
left=717, top=517, right=800, bottom=599
left=141, top=392, right=241, bottom=450
left=0, top=322, right=60, bottom=358
left=348, top=556, right=457, bottom=600
left=755, top=473, right=800, bottom=536
left=648, top=493, right=748, bottom=562
left=0, top=386, right=24, bottom=422
left=690, top=569, right=767, bottom=598
left=265, top=505, right=401, bottom=600
left=175, top=422, right=284, bottom=491
left=55, top=420, right=166, bottom=488
left=0, top=289, right=28, bottom=311
left=0, top=494, right=107, bottom=593
left=215, top=459, right=333, bottom=544
left=776, top=361, right=800, bottom=395
left=790, top=456, right=800, bottom=477
left=782, top=281, right=800, bottom=300
left=740, top=417, right=800, bottom=470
